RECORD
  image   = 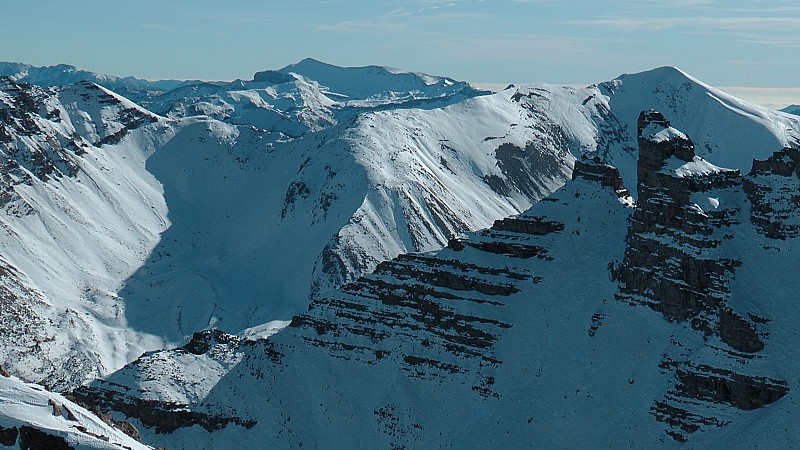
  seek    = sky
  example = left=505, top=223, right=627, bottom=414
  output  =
left=2, top=1, right=800, bottom=107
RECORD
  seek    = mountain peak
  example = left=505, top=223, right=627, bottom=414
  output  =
left=290, top=57, right=338, bottom=68
left=277, top=58, right=478, bottom=101
left=614, top=66, right=702, bottom=89
left=279, top=58, right=351, bottom=75
left=781, top=104, right=800, bottom=116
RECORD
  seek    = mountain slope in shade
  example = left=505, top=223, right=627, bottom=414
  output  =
left=781, top=104, right=800, bottom=116
left=115, top=84, right=580, bottom=341
left=75, top=110, right=800, bottom=448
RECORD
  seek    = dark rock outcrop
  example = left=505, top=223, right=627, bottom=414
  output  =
left=253, top=70, right=295, bottom=85
left=573, top=156, right=630, bottom=196
left=183, top=329, right=241, bottom=355
left=673, top=363, right=788, bottom=410
left=0, top=426, right=18, bottom=446
left=71, top=387, right=256, bottom=435
left=18, top=426, right=74, bottom=450
left=744, top=147, right=800, bottom=239
left=613, top=110, right=789, bottom=441
left=613, top=110, right=742, bottom=322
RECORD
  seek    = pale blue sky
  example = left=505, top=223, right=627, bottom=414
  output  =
left=3, top=0, right=799, bottom=89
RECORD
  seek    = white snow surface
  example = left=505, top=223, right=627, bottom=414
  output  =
left=641, top=122, right=688, bottom=143
left=667, top=155, right=730, bottom=177
left=0, top=81, right=174, bottom=389
left=239, top=320, right=292, bottom=342
left=278, top=58, right=476, bottom=103
left=0, top=375, right=150, bottom=449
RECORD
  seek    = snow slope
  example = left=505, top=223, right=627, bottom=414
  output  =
left=278, top=58, right=484, bottom=107
left=116, top=86, right=578, bottom=343
left=0, top=373, right=150, bottom=449
left=0, top=78, right=177, bottom=390
left=0, top=62, right=201, bottom=102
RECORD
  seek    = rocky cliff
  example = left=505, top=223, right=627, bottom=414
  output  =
left=612, top=110, right=790, bottom=441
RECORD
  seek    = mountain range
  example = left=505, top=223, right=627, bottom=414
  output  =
left=0, top=59, right=798, bottom=449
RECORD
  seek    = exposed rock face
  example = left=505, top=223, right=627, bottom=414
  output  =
left=0, top=77, right=73, bottom=215
left=0, top=425, right=75, bottom=450
left=0, top=78, right=156, bottom=188
left=183, top=329, right=240, bottom=355
left=72, top=387, right=256, bottom=435
left=572, top=155, right=634, bottom=202
left=613, top=110, right=742, bottom=322
left=745, top=147, right=800, bottom=239
left=612, top=110, right=790, bottom=441
left=252, top=70, right=295, bottom=85
left=19, top=426, right=75, bottom=450
left=293, top=250, right=526, bottom=382
left=0, top=426, right=18, bottom=446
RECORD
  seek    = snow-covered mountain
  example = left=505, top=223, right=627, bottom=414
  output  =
left=2, top=60, right=799, bottom=448
left=0, top=60, right=576, bottom=394
left=65, top=67, right=800, bottom=448
left=74, top=105, right=800, bottom=448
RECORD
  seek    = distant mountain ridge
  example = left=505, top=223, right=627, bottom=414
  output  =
left=781, top=104, right=800, bottom=116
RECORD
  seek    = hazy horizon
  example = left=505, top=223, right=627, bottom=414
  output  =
left=4, top=57, right=798, bottom=110
left=3, top=1, right=800, bottom=91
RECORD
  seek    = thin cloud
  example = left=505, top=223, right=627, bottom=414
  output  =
left=688, top=28, right=800, bottom=48
left=316, top=2, right=488, bottom=33
left=567, top=16, right=800, bottom=31
left=314, top=19, right=408, bottom=33
left=741, top=37, right=800, bottom=48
